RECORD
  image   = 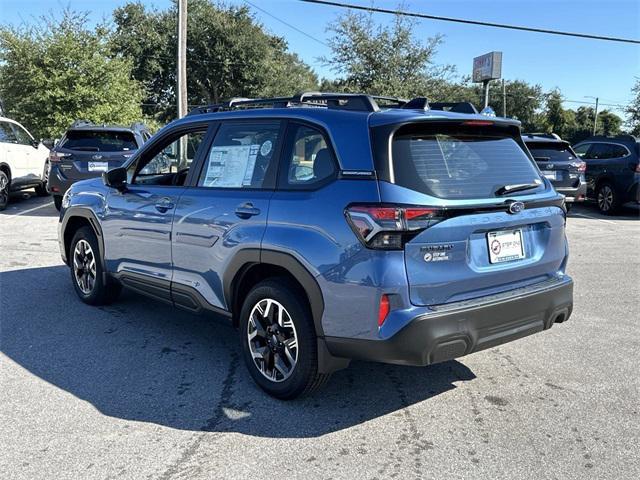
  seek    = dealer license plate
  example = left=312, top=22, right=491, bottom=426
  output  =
left=88, top=162, right=108, bottom=172
left=487, top=229, right=526, bottom=264
left=541, top=170, right=557, bottom=180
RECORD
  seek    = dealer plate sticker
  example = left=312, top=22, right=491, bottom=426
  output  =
left=541, top=170, right=557, bottom=180
left=487, top=229, right=525, bottom=264
left=88, top=161, right=108, bottom=172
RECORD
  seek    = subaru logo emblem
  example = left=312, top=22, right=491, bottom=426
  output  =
left=508, top=201, right=525, bottom=214
left=92, top=154, right=103, bottom=161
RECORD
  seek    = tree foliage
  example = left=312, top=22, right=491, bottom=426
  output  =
left=0, top=11, right=143, bottom=138
left=625, top=78, right=640, bottom=136
left=112, top=0, right=318, bottom=120
left=320, top=9, right=454, bottom=99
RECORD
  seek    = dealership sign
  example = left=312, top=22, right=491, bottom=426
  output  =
left=472, top=51, right=503, bottom=82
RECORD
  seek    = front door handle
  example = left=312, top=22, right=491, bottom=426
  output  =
left=235, top=202, right=261, bottom=219
left=154, top=197, right=175, bottom=213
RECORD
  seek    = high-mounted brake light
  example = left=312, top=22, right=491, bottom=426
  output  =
left=462, top=120, right=494, bottom=126
left=345, top=204, right=444, bottom=250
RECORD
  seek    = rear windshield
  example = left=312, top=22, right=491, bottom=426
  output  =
left=391, top=130, right=542, bottom=199
left=526, top=142, right=576, bottom=162
left=61, top=130, right=137, bottom=152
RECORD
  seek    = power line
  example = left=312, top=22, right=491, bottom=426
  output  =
left=243, top=0, right=329, bottom=47
left=300, top=0, right=640, bottom=45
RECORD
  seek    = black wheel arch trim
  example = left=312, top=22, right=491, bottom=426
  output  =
left=224, top=248, right=326, bottom=337
left=60, top=207, right=105, bottom=274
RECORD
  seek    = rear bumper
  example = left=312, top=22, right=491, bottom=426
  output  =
left=325, top=275, right=573, bottom=366
left=555, top=180, right=587, bottom=202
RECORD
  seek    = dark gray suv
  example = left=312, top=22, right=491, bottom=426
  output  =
left=48, top=121, right=151, bottom=210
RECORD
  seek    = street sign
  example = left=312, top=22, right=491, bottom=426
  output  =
left=473, top=52, right=503, bottom=83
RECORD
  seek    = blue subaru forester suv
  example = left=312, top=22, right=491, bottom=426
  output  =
left=58, top=93, right=573, bottom=399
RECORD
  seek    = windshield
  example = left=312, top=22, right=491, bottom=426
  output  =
left=391, top=130, right=543, bottom=199
left=61, top=130, right=137, bottom=152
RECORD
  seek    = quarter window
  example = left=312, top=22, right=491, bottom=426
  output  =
left=282, top=124, right=336, bottom=188
left=198, top=122, right=281, bottom=189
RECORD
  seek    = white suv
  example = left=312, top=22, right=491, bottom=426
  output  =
left=0, top=116, right=51, bottom=210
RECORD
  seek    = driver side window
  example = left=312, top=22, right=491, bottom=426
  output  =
left=132, top=130, right=206, bottom=185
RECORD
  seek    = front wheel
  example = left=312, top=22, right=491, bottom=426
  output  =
left=239, top=279, right=330, bottom=399
left=69, top=226, right=121, bottom=305
left=0, top=171, right=9, bottom=211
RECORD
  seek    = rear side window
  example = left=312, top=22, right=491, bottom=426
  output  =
left=392, top=129, right=542, bottom=199
left=0, top=122, right=17, bottom=143
left=61, top=130, right=138, bottom=152
left=526, top=142, right=576, bottom=162
left=281, top=124, right=337, bottom=189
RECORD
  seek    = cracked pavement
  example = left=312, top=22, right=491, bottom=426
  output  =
left=1, top=192, right=639, bottom=480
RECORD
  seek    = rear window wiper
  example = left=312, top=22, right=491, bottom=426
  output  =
left=494, top=182, right=541, bottom=196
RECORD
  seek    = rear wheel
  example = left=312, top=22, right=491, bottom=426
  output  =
left=596, top=182, right=620, bottom=215
left=69, top=226, right=121, bottom=305
left=53, top=195, right=62, bottom=211
left=239, top=279, right=329, bottom=399
left=0, top=171, right=9, bottom=211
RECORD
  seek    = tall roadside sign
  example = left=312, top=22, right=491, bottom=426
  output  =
left=473, top=52, right=502, bottom=108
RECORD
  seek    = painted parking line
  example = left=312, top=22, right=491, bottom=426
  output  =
left=570, top=212, right=619, bottom=225
left=2, top=201, right=54, bottom=220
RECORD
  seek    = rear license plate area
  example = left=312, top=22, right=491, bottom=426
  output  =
left=487, top=229, right=526, bottom=264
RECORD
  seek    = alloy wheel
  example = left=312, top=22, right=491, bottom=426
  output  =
left=597, top=185, right=613, bottom=212
left=247, top=298, right=299, bottom=382
left=73, top=239, right=97, bottom=295
left=0, top=172, right=9, bottom=207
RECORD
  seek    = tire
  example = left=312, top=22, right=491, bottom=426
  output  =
left=239, top=278, right=330, bottom=399
left=565, top=203, right=572, bottom=213
left=69, top=226, right=121, bottom=305
left=596, top=182, right=620, bottom=215
left=53, top=195, right=62, bottom=211
left=34, top=162, right=50, bottom=196
left=0, top=170, right=9, bottom=211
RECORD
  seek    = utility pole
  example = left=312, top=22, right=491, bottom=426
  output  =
left=502, top=79, right=506, bottom=117
left=177, top=0, right=187, bottom=119
left=592, top=97, right=599, bottom=135
left=483, top=80, right=490, bottom=108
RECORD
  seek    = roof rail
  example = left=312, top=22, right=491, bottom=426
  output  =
left=130, top=122, right=149, bottom=132
left=70, top=119, right=93, bottom=128
left=524, top=132, right=562, bottom=140
left=187, top=92, right=411, bottom=116
left=429, top=102, right=479, bottom=114
left=401, top=97, right=430, bottom=110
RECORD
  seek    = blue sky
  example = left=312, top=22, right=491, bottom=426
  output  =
left=2, top=0, right=638, bottom=117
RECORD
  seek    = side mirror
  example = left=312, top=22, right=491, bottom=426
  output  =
left=31, top=139, right=40, bottom=148
left=102, top=167, right=127, bottom=191
left=41, top=138, right=55, bottom=149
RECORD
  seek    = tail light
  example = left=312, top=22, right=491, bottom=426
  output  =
left=345, top=204, right=444, bottom=250
left=570, top=161, right=586, bottom=173
left=635, top=163, right=640, bottom=173
left=49, top=151, right=71, bottom=163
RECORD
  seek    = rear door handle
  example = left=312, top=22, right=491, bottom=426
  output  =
left=154, top=197, right=175, bottom=213
left=235, top=202, right=261, bottom=219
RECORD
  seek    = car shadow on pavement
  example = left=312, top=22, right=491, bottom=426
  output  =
left=1, top=265, right=476, bottom=438
left=0, top=192, right=58, bottom=217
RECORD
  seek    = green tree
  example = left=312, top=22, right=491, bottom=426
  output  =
left=320, top=8, right=454, bottom=99
left=486, top=80, right=544, bottom=131
left=0, top=11, right=143, bottom=139
left=112, top=0, right=318, bottom=121
left=625, top=78, right=640, bottom=136
left=542, top=89, right=575, bottom=138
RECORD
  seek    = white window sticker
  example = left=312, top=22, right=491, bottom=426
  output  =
left=202, top=144, right=260, bottom=188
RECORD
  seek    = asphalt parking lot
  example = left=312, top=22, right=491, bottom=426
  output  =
left=1, top=192, right=639, bottom=480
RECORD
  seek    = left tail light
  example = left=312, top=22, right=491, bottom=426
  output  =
left=345, top=204, right=444, bottom=250
left=49, top=152, right=71, bottom=163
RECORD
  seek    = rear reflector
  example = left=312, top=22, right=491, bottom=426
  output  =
left=378, top=294, right=390, bottom=327
left=462, top=120, right=494, bottom=126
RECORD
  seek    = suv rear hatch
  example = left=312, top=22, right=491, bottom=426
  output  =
left=368, top=120, right=567, bottom=307
left=52, top=129, right=137, bottom=178
left=525, top=140, right=585, bottom=188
